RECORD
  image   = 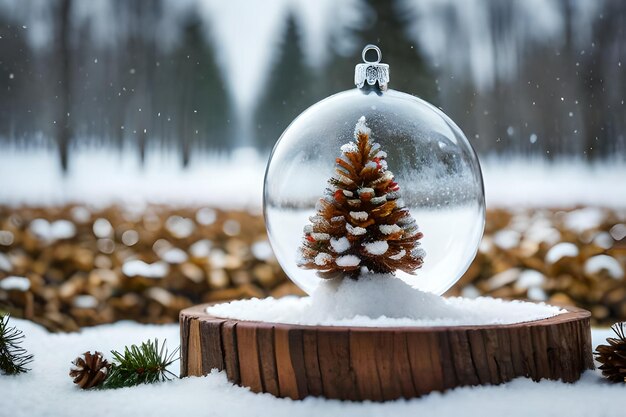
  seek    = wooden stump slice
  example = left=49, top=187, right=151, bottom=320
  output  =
left=180, top=304, right=593, bottom=401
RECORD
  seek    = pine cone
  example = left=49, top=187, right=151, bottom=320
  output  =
left=595, top=322, right=626, bottom=383
left=298, top=116, right=425, bottom=280
left=69, top=351, right=110, bottom=389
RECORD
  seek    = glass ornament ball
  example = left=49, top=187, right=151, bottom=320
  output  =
left=263, top=46, right=485, bottom=296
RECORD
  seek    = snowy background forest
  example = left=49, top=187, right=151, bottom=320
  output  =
left=1, top=0, right=625, bottom=169
left=0, top=0, right=625, bottom=331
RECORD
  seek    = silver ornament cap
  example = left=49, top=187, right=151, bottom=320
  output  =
left=354, top=44, right=390, bottom=90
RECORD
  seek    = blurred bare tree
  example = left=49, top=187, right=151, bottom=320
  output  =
left=254, top=12, right=314, bottom=150
left=171, top=13, right=234, bottom=165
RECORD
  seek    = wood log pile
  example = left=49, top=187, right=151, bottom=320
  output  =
left=0, top=204, right=624, bottom=331
left=446, top=207, right=626, bottom=323
left=0, top=204, right=297, bottom=331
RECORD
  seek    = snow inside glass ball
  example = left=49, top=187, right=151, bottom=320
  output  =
left=264, top=45, right=485, bottom=295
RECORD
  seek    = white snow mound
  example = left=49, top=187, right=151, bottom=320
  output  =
left=330, top=237, right=350, bottom=253
left=335, top=255, right=360, bottom=267
left=363, top=241, right=388, bottom=255
left=206, top=275, right=564, bottom=327
left=584, top=255, right=624, bottom=279
left=545, top=242, right=579, bottom=264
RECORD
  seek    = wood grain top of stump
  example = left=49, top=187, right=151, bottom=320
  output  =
left=180, top=303, right=594, bottom=401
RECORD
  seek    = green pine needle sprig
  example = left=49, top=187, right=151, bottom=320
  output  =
left=0, top=313, right=34, bottom=375
left=102, top=338, right=179, bottom=389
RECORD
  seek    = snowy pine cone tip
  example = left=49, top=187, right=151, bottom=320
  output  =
left=69, top=351, right=110, bottom=389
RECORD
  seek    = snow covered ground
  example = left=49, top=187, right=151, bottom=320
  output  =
left=0, top=147, right=625, bottom=208
left=0, top=147, right=266, bottom=209
left=480, top=158, right=626, bottom=208
left=0, top=318, right=622, bottom=417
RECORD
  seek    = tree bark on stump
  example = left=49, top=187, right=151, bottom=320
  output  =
left=180, top=304, right=593, bottom=401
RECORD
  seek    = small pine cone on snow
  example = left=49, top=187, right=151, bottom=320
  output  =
left=69, top=351, right=110, bottom=389
left=595, top=322, right=626, bottom=383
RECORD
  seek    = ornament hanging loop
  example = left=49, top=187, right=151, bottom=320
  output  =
left=362, top=44, right=382, bottom=64
left=355, top=44, right=389, bottom=91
